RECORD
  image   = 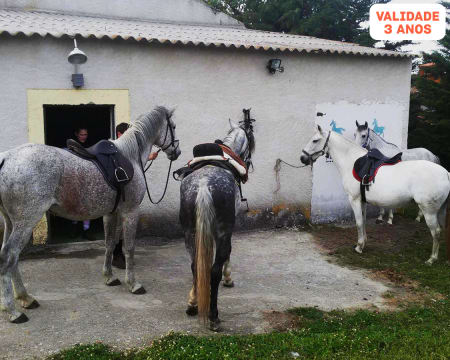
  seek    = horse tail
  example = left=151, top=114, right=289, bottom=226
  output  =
left=195, top=178, right=215, bottom=321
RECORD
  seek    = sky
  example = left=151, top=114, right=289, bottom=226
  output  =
left=385, top=0, right=446, bottom=54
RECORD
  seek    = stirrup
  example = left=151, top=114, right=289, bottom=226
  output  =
left=115, top=167, right=129, bottom=182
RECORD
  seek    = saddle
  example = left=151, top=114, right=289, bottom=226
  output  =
left=353, top=148, right=402, bottom=202
left=66, top=139, right=134, bottom=213
left=173, top=142, right=249, bottom=208
left=173, top=143, right=247, bottom=183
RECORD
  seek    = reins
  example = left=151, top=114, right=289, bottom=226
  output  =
left=137, top=114, right=178, bottom=205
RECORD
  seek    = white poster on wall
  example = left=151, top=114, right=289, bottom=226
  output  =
left=311, top=101, right=405, bottom=223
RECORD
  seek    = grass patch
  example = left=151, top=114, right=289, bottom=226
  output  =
left=48, top=215, right=450, bottom=360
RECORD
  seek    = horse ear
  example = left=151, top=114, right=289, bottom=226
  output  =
left=364, top=121, right=368, bottom=129
left=356, top=120, right=359, bottom=127
left=168, top=108, right=175, bottom=118
left=229, top=119, right=239, bottom=129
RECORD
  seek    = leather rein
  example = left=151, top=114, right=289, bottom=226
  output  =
left=137, top=116, right=179, bottom=205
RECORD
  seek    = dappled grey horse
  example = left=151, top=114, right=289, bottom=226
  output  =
left=179, top=119, right=255, bottom=331
left=354, top=121, right=440, bottom=224
left=0, top=106, right=180, bottom=323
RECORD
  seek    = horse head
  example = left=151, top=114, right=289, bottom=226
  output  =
left=224, top=119, right=255, bottom=170
left=354, top=120, right=369, bottom=148
left=154, top=107, right=181, bottom=161
left=300, top=125, right=330, bottom=165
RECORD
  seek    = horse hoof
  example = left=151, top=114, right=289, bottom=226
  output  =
left=415, top=217, right=421, bottom=223
left=209, top=318, right=222, bottom=332
left=186, top=305, right=198, bottom=316
left=131, top=285, right=146, bottom=295
left=425, top=259, right=434, bottom=266
left=354, top=245, right=363, bottom=254
left=106, top=278, right=121, bottom=287
left=223, top=280, right=234, bottom=288
left=375, top=219, right=384, bottom=224
left=23, top=299, right=40, bottom=310
left=10, top=313, right=29, bottom=324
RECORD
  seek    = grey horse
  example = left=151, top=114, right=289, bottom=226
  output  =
left=0, top=106, right=180, bottom=323
left=354, top=120, right=440, bottom=224
left=179, top=118, right=255, bottom=331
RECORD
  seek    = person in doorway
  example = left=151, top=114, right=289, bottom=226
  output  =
left=112, top=123, right=159, bottom=268
left=70, top=126, right=95, bottom=240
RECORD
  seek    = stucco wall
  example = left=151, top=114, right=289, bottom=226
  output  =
left=0, top=34, right=411, bottom=237
left=0, top=0, right=242, bottom=27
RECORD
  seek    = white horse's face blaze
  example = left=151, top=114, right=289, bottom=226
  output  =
left=354, top=121, right=369, bottom=148
left=157, top=113, right=181, bottom=161
left=300, top=128, right=326, bottom=165
left=354, top=127, right=369, bottom=147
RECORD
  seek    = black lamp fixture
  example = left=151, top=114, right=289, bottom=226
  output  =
left=267, top=59, right=284, bottom=74
left=67, top=38, right=88, bottom=88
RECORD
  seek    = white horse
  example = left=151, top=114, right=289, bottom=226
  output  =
left=301, top=126, right=449, bottom=265
left=354, top=121, right=440, bottom=224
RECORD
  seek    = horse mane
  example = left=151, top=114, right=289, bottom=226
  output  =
left=114, top=106, right=170, bottom=161
left=367, top=128, right=399, bottom=150
left=332, top=131, right=367, bottom=155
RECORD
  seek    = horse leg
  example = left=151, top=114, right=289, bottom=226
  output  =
left=11, top=261, right=39, bottom=310
left=222, top=257, right=234, bottom=288
left=350, top=198, right=367, bottom=254
left=184, top=231, right=198, bottom=316
left=387, top=209, right=394, bottom=225
left=122, top=211, right=145, bottom=294
left=422, top=211, right=441, bottom=265
left=4, top=213, right=39, bottom=309
left=1, top=225, right=35, bottom=323
left=186, top=260, right=198, bottom=316
left=209, top=235, right=231, bottom=331
left=102, top=213, right=121, bottom=287
left=376, top=208, right=385, bottom=224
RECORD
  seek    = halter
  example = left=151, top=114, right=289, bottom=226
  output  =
left=137, top=113, right=179, bottom=205
left=302, top=131, right=331, bottom=165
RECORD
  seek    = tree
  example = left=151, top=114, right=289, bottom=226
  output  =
left=408, top=30, right=450, bottom=170
left=206, top=0, right=395, bottom=47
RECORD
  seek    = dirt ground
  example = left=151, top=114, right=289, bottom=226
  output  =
left=0, top=228, right=391, bottom=360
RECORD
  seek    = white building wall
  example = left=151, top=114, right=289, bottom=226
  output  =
left=0, top=35, right=412, bottom=235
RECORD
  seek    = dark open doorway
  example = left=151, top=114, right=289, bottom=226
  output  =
left=44, top=104, right=115, bottom=243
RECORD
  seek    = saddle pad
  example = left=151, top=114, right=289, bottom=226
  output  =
left=353, top=148, right=402, bottom=183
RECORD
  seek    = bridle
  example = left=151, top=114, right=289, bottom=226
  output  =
left=137, top=114, right=179, bottom=205
left=361, top=129, right=372, bottom=150
left=302, top=131, right=331, bottom=165
left=239, top=127, right=253, bottom=171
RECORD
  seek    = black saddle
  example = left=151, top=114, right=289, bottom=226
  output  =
left=67, top=139, right=134, bottom=212
left=353, top=148, right=402, bottom=202
left=193, top=143, right=223, bottom=157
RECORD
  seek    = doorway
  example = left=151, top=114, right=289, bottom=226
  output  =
left=44, top=104, right=115, bottom=243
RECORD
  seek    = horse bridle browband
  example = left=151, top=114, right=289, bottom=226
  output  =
left=302, top=131, right=331, bottom=164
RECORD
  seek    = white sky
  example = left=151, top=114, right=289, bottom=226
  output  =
left=383, top=0, right=447, bottom=54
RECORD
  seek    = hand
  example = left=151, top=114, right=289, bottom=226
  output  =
left=148, top=152, right=158, bottom=161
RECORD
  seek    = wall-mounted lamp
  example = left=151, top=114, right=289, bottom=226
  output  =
left=267, top=59, right=284, bottom=74
left=68, top=39, right=88, bottom=88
